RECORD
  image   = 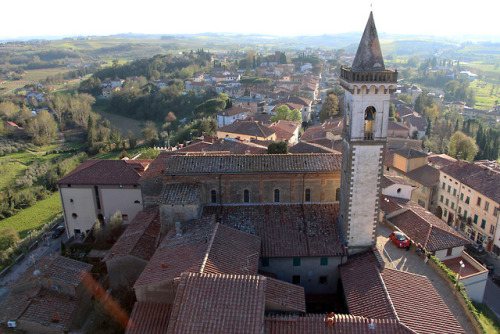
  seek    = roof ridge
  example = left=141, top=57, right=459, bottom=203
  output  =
left=199, top=223, right=219, bottom=274
left=129, top=209, right=159, bottom=256
left=376, top=266, right=400, bottom=322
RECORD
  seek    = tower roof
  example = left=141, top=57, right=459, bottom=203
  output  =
left=352, top=12, right=385, bottom=71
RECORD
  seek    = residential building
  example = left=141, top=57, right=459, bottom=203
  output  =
left=438, top=161, right=500, bottom=253
left=216, top=105, right=250, bottom=127
left=216, top=120, right=276, bottom=141
left=233, top=96, right=266, bottom=113
left=268, top=120, right=301, bottom=145
left=57, top=159, right=151, bottom=238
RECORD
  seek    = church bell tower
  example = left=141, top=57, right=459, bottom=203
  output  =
left=339, top=12, right=397, bottom=252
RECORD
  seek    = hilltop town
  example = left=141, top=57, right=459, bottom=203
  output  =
left=0, top=10, right=499, bottom=334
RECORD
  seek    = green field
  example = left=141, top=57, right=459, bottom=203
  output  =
left=472, top=80, right=500, bottom=110
left=0, top=192, right=62, bottom=239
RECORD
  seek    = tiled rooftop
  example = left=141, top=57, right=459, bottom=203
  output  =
left=203, top=203, right=345, bottom=257
left=393, top=148, right=428, bottom=159
left=340, top=250, right=465, bottom=334
left=265, top=314, right=413, bottom=333
left=107, top=206, right=161, bottom=262
left=441, top=160, right=500, bottom=203
left=134, top=219, right=261, bottom=288
left=57, top=159, right=144, bottom=185
left=15, top=254, right=92, bottom=287
left=159, top=183, right=201, bottom=205
left=264, top=277, right=306, bottom=312
left=382, top=268, right=465, bottom=334
left=382, top=171, right=414, bottom=188
left=387, top=199, right=470, bottom=251
left=0, top=287, right=79, bottom=332
left=289, top=141, right=339, bottom=154
left=126, top=302, right=173, bottom=334
left=167, top=273, right=266, bottom=334
left=163, top=153, right=341, bottom=175
left=217, top=120, right=276, bottom=139
left=340, top=251, right=396, bottom=320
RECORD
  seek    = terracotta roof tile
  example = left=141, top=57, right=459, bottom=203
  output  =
left=134, top=219, right=261, bottom=288
left=388, top=121, right=409, bottom=131
left=167, top=273, right=266, bottom=334
left=203, top=203, right=345, bottom=257
left=57, top=159, right=142, bottom=185
left=380, top=195, right=408, bottom=215
left=218, top=120, right=276, bottom=139
left=15, top=254, right=92, bottom=287
left=164, top=153, right=341, bottom=175
left=265, top=314, right=414, bottom=333
left=107, top=206, right=161, bottom=261
left=340, top=251, right=396, bottom=320
left=217, top=106, right=251, bottom=117
left=289, top=141, right=339, bottom=154
left=126, top=302, right=173, bottom=334
left=381, top=268, right=465, bottom=334
left=393, top=148, right=428, bottom=159
left=264, top=277, right=306, bottom=312
left=0, top=287, right=79, bottom=332
left=441, top=161, right=500, bottom=203
left=159, top=183, right=201, bottom=205
left=427, top=154, right=456, bottom=169
left=388, top=201, right=470, bottom=251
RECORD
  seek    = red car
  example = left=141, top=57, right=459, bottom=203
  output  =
left=389, top=231, right=410, bottom=248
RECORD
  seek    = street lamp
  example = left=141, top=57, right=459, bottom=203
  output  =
left=456, top=260, right=465, bottom=286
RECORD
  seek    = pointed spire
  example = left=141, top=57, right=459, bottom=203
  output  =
left=352, top=12, right=385, bottom=71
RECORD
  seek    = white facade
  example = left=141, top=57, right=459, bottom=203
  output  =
left=382, top=184, right=414, bottom=201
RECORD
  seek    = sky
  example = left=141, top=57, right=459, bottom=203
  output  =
left=1, top=0, right=498, bottom=40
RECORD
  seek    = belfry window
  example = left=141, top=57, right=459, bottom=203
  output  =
left=274, top=189, right=280, bottom=203
left=211, top=190, right=217, bottom=204
left=244, top=189, right=250, bottom=203
left=364, top=106, right=376, bottom=140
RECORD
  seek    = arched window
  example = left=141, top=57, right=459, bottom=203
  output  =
left=244, top=189, right=250, bottom=203
left=274, top=189, right=280, bottom=203
left=364, top=106, right=376, bottom=140
left=305, top=188, right=311, bottom=202
left=211, top=190, right=217, bottom=204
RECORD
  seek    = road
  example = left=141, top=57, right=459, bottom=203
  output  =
left=0, top=232, right=67, bottom=302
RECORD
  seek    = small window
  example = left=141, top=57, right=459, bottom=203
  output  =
left=274, top=189, right=280, bottom=203
left=477, top=197, right=482, bottom=206
left=445, top=199, right=449, bottom=206
left=451, top=202, right=455, bottom=209
left=474, top=214, right=478, bottom=224
left=485, top=201, right=489, bottom=212
left=495, top=207, right=499, bottom=217
left=481, top=219, right=486, bottom=229
left=261, top=258, right=269, bottom=267
left=440, top=195, right=444, bottom=203
left=418, top=199, right=426, bottom=208
left=460, top=193, right=464, bottom=201
left=444, top=210, right=448, bottom=217
left=446, top=248, right=452, bottom=256
left=305, top=188, right=311, bottom=202
left=464, top=210, right=468, bottom=219
left=447, top=185, right=451, bottom=193
left=320, top=257, right=328, bottom=266
left=244, top=189, right=250, bottom=203
left=459, top=207, right=462, bottom=214
left=293, top=257, right=301, bottom=266
left=292, top=275, right=301, bottom=285
left=490, top=225, right=495, bottom=235
left=134, top=200, right=140, bottom=204
left=397, top=188, right=402, bottom=194
left=70, top=199, right=74, bottom=203
left=422, top=187, right=426, bottom=194
left=122, top=214, right=128, bottom=221
left=72, top=213, right=78, bottom=219
left=319, top=276, right=328, bottom=284
left=442, top=182, right=446, bottom=190
left=211, top=190, right=217, bottom=204
left=453, top=189, right=457, bottom=196
left=465, top=196, right=470, bottom=204
left=67, top=184, right=71, bottom=188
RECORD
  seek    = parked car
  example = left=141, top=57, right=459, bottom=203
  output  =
left=51, top=226, right=65, bottom=239
left=389, top=231, right=410, bottom=248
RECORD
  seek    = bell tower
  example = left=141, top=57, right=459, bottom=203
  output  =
left=339, top=12, right=397, bottom=252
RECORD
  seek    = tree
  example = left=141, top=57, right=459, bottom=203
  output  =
left=49, top=94, right=68, bottom=128
left=448, top=131, right=478, bottom=161
left=267, top=142, right=288, bottom=154
left=25, top=110, right=58, bottom=146
left=319, top=94, right=339, bottom=122
left=389, top=103, right=396, bottom=121
left=0, top=227, right=19, bottom=249
left=142, top=121, right=159, bottom=146
left=271, top=105, right=302, bottom=123
left=0, top=101, right=18, bottom=119
left=127, top=130, right=137, bottom=149
left=398, top=94, right=412, bottom=104
left=165, top=111, right=177, bottom=123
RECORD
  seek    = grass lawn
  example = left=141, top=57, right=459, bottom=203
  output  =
left=474, top=302, right=500, bottom=334
left=0, top=192, right=62, bottom=240
left=473, top=80, right=500, bottom=110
